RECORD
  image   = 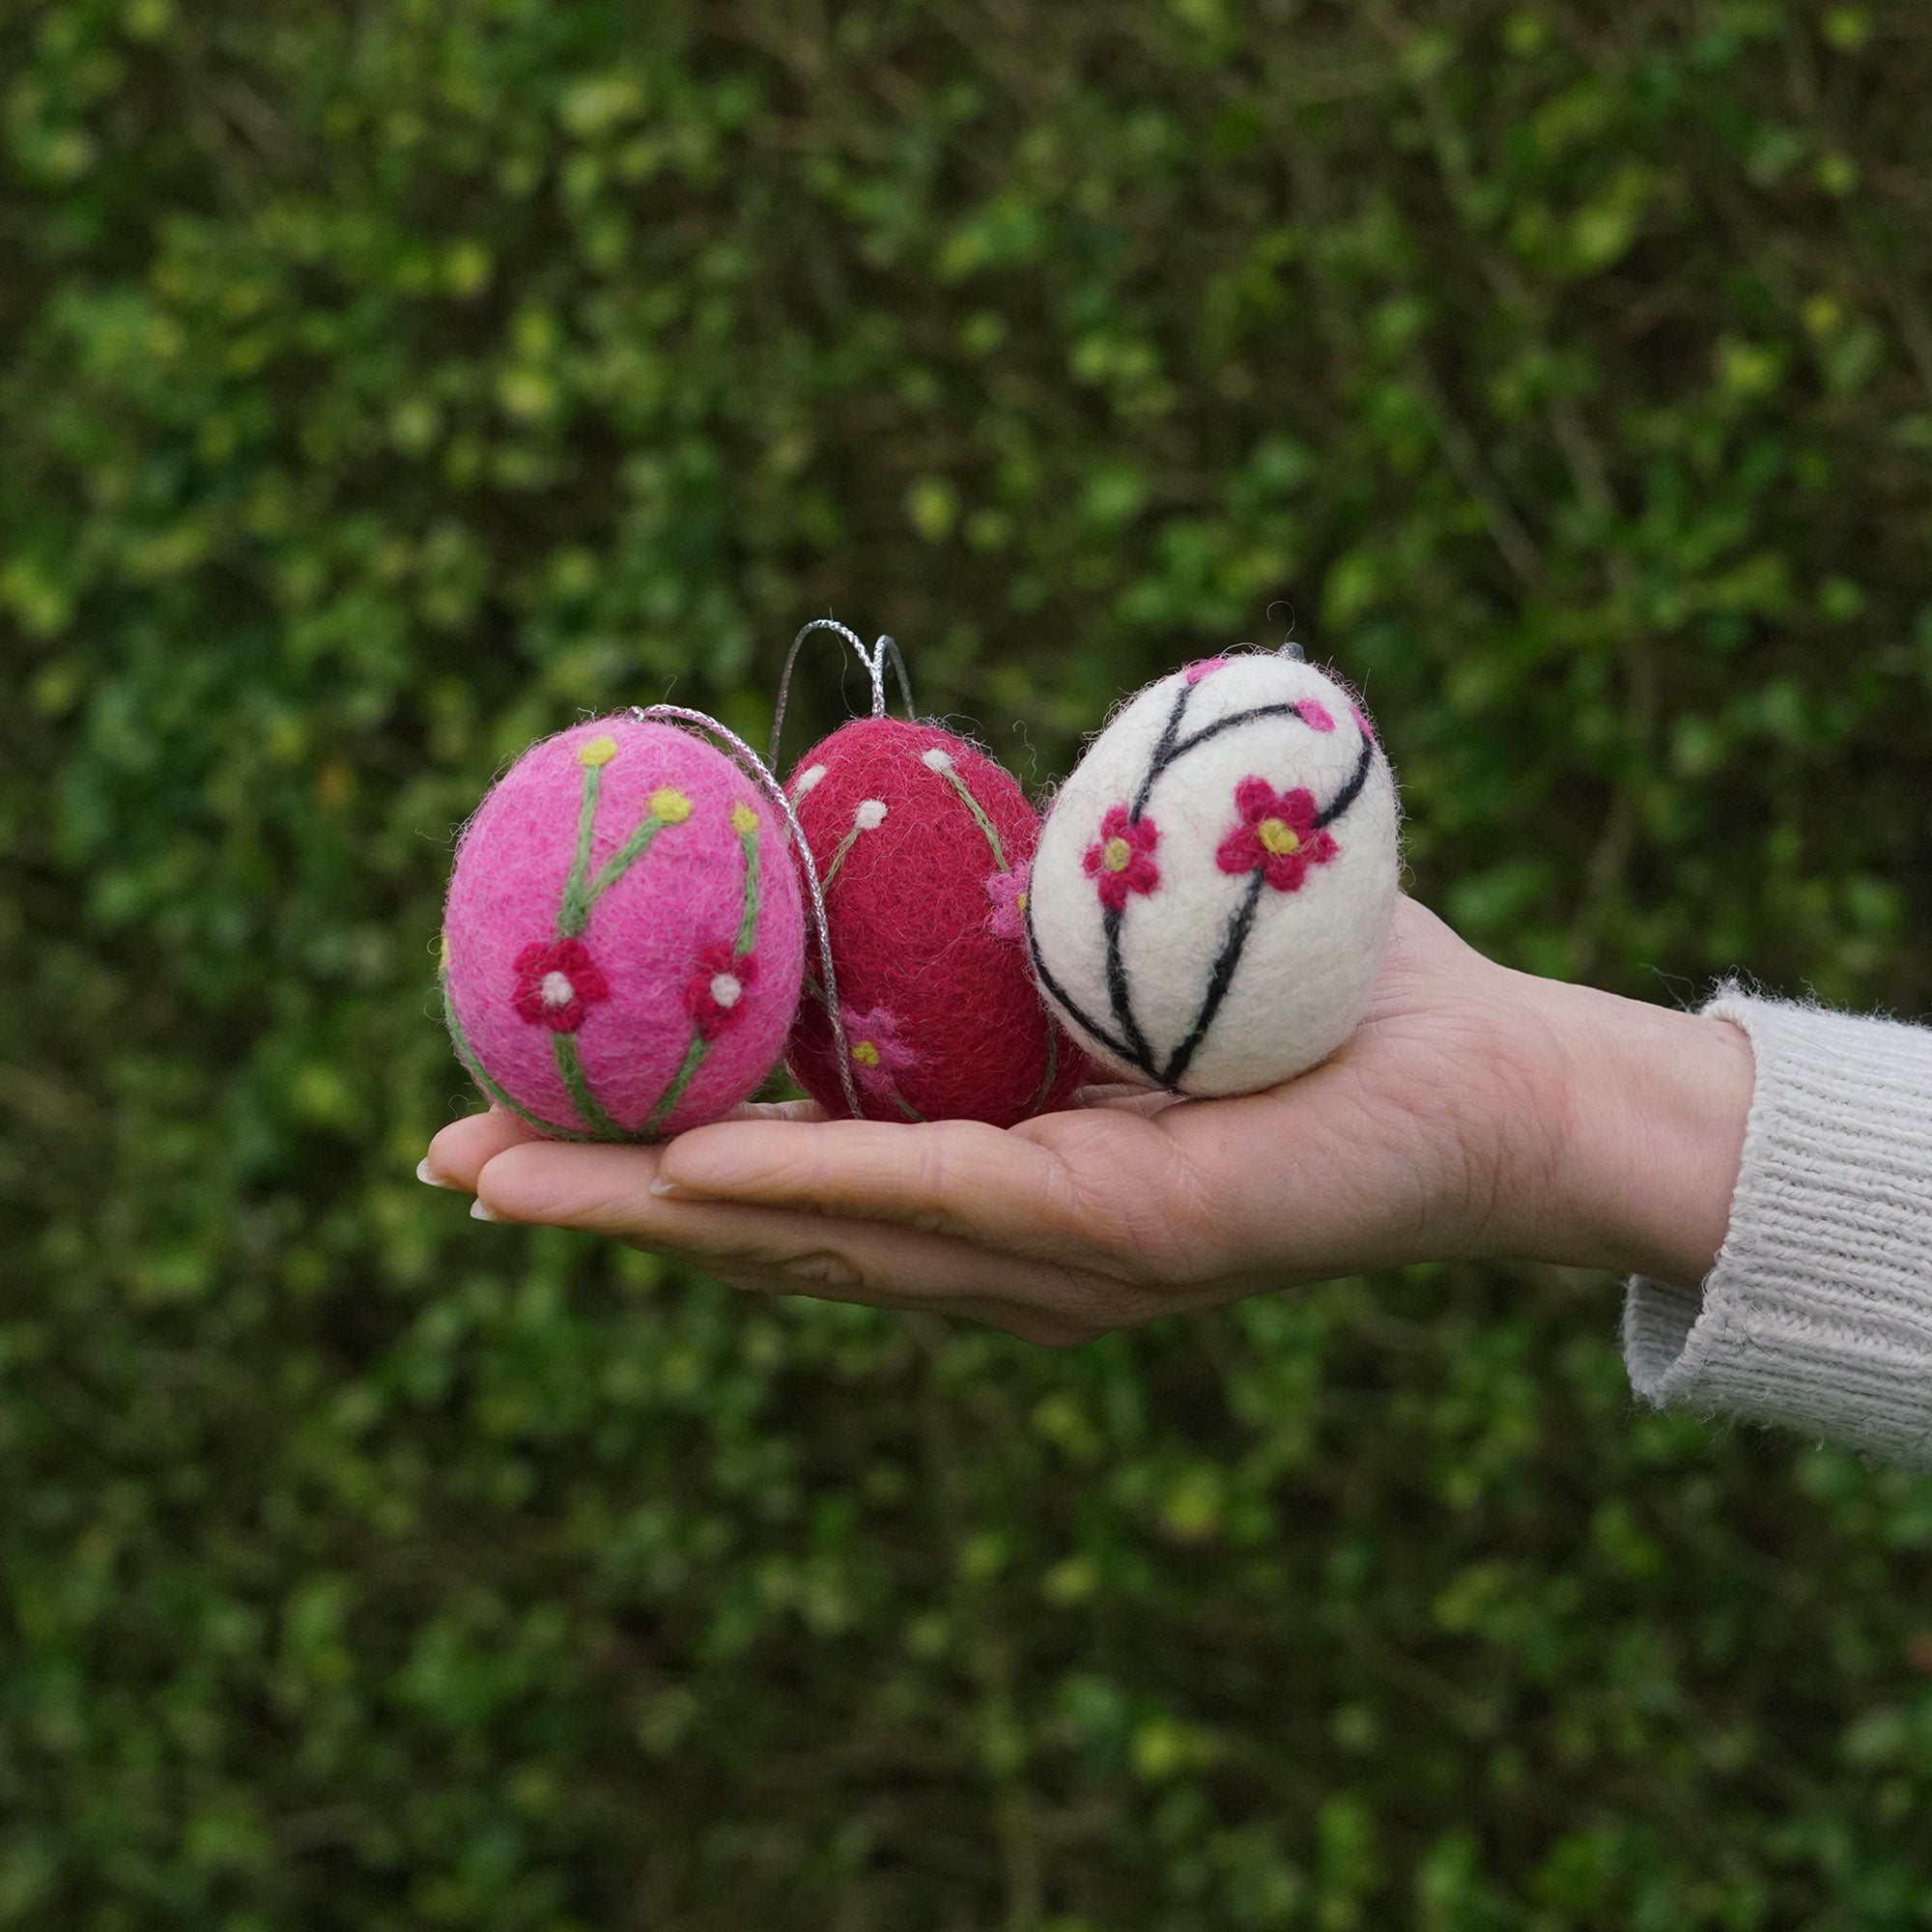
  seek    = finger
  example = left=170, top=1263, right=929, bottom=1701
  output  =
left=422, top=1094, right=825, bottom=1193
left=652, top=1116, right=1104, bottom=1260
left=1064, top=1082, right=1183, bottom=1118
left=470, top=1139, right=1153, bottom=1333
left=422, top=1107, right=542, bottom=1189
left=721, top=1095, right=828, bottom=1123
left=667, top=1254, right=1107, bottom=1349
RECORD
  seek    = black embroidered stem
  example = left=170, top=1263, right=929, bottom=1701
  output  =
left=1130, top=680, right=1196, bottom=819
left=1103, top=902, right=1158, bottom=1071
left=1130, top=695, right=1341, bottom=821
left=1125, top=679, right=1380, bottom=1091
left=1163, top=702, right=1319, bottom=770
left=1159, top=870, right=1264, bottom=1089
left=1024, top=902, right=1147, bottom=1074
left=1314, top=732, right=1376, bottom=829
left=1046, top=665, right=1382, bottom=1093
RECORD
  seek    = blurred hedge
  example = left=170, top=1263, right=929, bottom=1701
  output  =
left=5, top=0, right=1932, bottom=1925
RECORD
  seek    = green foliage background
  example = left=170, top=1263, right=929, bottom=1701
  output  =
left=5, top=0, right=1932, bottom=1924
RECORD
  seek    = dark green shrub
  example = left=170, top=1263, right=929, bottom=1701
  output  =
left=4, top=1, right=1931, bottom=1924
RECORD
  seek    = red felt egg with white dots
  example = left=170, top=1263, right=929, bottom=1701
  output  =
left=785, top=717, right=1087, bottom=1126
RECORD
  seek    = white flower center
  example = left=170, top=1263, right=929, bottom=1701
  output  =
left=794, top=764, right=827, bottom=796
left=921, top=747, right=954, bottom=773
left=855, top=798, right=888, bottom=830
left=710, top=972, right=743, bottom=1009
left=540, top=971, right=575, bottom=1008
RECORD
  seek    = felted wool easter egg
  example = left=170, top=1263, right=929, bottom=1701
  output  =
left=1026, top=650, right=1398, bottom=1096
left=784, top=717, right=1087, bottom=1125
left=441, top=715, right=804, bottom=1139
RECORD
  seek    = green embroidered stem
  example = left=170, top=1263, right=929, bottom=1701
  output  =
left=1033, top=1019, right=1061, bottom=1113
left=443, top=975, right=591, bottom=1141
left=553, top=1031, right=627, bottom=1139
left=889, top=1087, right=925, bottom=1122
left=582, top=812, right=666, bottom=908
left=646, top=1033, right=710, bottom=1134
left=821, top=820, right=865, bottom=894
left=935, top=762, right=1009, bottom=871
left=553, top=753, right=698, bottom=1133
left=734, top=818, right=761, bottom=954
left=640, top=802, right=764, bottom=1138
left=556, top=758, right=606, bottom=937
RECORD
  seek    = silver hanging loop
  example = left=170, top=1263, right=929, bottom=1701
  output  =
left=632, top=703, right=865, bottom=1123
left=768, top=617, right=916, bottom=772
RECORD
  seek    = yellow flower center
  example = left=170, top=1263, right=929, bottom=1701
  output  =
left=728, top=801, right=758, bottom=836
left=1102, top=836, right=1133, bottom=872
left=578, top=735, right=618, bottom=767
left=649, top=786, right=692, bottom=824
left=1015, top=889, right=1029, bottom=917
left=1257, top=816, right=1300, bottom=857
left=852, top=1040, right=881, bottom=1066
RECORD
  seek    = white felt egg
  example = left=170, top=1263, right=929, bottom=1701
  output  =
left=1025, top=649, right=1399, bottom=1095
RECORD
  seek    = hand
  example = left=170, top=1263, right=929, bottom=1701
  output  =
left=420, top=897, right=1753, bottom=1345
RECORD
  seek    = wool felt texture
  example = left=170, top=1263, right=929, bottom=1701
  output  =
left=1026, top=650, right=1399, bottom=1095
left=1624, top=991, right=1932, bottom=1469
left=784, top=717, right=1087, bottom=1126
left=441, top=715, right=805, bottom=1139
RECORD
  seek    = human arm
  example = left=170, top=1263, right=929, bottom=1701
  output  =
left=1622, top=991, right=1932, bottom=1466
left=421, top=897, right=1754, bottom=1347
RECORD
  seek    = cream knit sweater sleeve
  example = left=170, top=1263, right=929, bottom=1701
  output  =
left=1624, top=990, right=1932, bottom=1466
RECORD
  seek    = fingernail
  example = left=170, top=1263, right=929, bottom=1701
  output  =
left=469, top=1199, right=498, bottom=1222
left=416, top=1157, right=458, bottom=1189
left=648, top=1177, right=682, bottom=1198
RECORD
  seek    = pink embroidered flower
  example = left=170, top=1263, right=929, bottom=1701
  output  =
left=841, top=1005, right=918, bottom=1095
left=985, top=861, right=1032, bottom=941
left=685, top=941, right=757, bottom=1038
left=1296, top=698, right=1335, bottom=732
left=1183, top=656, right=1231, bottom=684
left=1083, top=806, right=1160, bottom=912
left=1215, top=778, right=1338, bottom=894
left=513, top=937, right=611, bottom=1033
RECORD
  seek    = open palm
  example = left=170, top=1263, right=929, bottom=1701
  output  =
left=421, top=897, right=1632, bottom=1343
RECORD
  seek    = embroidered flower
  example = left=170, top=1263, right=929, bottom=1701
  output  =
left=985, top=860, right=1032, bottom=941
left=841, top=1005, right=918, bottom=1095
left=854, top=798, right=888, bottom=830
left=729, top=800, right=758, bottom=836
left=1296, top=698, right=1335, bottom=732
left=792, top=763, right=827, bottom=797
left=1215, top=778, right=1338, bottom=893
left=512, top=937, right=611, bottom=1033
left=650, top=786, right=692, bottom=824
left=1083, top=806, right=1160, bottom=912
left=921, top=746, right=955, bottom=773
left=685, top=941, right=757, bottom=1038
left=1183, top=657, right=1231, bottom=684
left=578, top=734, right=619, bottom=767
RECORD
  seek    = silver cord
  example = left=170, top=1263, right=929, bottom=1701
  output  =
left=768, top=617, right=917, bottom=771
left=633, top=703, right=865, bottom=1122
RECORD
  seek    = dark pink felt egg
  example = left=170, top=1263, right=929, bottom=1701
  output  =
left=784, top=716, right=1086, bottom=1126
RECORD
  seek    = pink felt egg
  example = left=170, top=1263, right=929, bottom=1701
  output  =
left=783, top=717, right=1087, bottom=1126
left=441, top=715, right=804, bottom=1139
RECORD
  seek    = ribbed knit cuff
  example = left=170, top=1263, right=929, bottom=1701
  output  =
left=1624, top=989, right=1932, bottom=1468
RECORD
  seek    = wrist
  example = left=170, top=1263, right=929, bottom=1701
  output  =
left=1496, top=974, right=1754, bottom=1285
